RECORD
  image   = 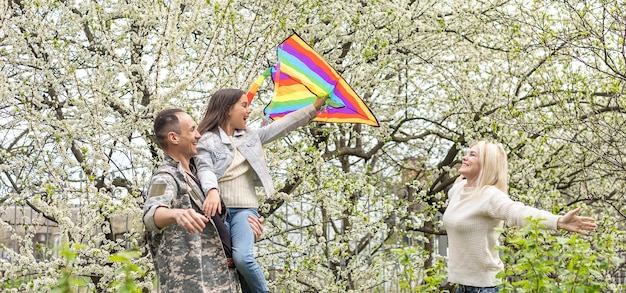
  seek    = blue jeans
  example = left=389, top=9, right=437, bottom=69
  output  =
left=226, top=208, right=269, bottom=293
left=456, top=284, right=500, bottom=293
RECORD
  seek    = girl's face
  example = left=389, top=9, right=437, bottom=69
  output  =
left=226, top=94, right=251, bottom=130
left=459, top=145, right=481, bottom=181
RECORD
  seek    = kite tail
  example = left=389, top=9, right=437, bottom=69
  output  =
left=246, top=68, right=272, bottom=104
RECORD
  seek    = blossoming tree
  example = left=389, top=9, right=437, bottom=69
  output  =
left=1, top=0, right=624, bottom=291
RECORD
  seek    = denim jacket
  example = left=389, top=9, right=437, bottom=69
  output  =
left=195, top=104, right=318, bottom=198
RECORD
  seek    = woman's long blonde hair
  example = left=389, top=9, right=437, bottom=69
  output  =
left=471, top=140, right=509, bottom=195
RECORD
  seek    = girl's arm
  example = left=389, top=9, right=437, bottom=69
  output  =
left=257, top=96, right=327, bottom=144
left=195, top=136, right=222, bottom=217
left=257, top=104, right=318, bottom=144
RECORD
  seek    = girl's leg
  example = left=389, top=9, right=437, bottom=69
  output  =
left=227, top=208, right=269, bottom=293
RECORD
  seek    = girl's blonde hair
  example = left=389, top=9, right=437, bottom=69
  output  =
left=471, top=140, right=509, bottom=195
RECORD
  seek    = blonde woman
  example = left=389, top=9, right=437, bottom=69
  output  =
left=442, top=140, right=596, bottom=293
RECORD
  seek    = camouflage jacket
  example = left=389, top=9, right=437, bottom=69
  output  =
left=143, top=155, right=239, bottom=293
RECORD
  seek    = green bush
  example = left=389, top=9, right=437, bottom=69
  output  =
left=496, top=217, right=622, bottom=293
left=50, top=243, right=144, bottom=293
left=51, top=243, right=91, bottom=293
left=391, top=247, right=450, bottom=292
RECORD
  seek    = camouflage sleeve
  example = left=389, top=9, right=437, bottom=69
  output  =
left=143, top=173, right=178, bottom=232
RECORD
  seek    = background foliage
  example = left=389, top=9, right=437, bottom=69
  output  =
left=1, top=0, right=624, bottom=292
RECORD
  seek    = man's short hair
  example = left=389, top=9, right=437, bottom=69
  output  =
left=154, top=108, right=185, bottom=149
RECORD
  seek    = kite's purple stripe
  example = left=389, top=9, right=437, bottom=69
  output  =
left=326, top=107, right=359, bottom=114
left=268, top=106, right=359, bottom=119
left=281, top=38, right=337, bottom=79
left=279, top=43, right=336, bottom=89
left=268, top=102, right=358, bottom=117
left=278, top=54, right=331, bottom=92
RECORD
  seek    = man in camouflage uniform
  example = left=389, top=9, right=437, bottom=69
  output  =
left=143, top=108, right=242, bottom=292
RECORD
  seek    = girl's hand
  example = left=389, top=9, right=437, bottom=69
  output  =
left=313, top=96, right=328, bottom=111
left=202, top=188, right=221, bottom=217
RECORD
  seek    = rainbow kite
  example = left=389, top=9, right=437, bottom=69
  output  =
left=246, top=33, right=379, bottom=127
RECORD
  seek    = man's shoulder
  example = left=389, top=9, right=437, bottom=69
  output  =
left=152, top=155, right=181, bottom=175
left=149, top=161, right=181, bottom=187
left=154, top=162, right=178, bottom=175
left=147, top=168, right=179, bottom=199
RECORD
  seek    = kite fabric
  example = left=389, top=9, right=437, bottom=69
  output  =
left=246, top=33, right=379, bottom=127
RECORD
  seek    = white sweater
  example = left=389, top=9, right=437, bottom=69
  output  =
left=218, top=138, right=259, bottom=208
left=442, top=181, right=560, bottom=287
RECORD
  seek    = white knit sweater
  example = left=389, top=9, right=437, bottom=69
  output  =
left=218, top=138, right=259, bottom=208
left=442, top=181, right=560, bottom=287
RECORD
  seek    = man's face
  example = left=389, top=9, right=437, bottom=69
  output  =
left=173, top=112, right=201, bottom=159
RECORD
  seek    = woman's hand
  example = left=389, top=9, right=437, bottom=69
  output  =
left=557, top=207, right=596, bottom=235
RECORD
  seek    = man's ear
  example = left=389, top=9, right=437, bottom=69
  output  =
left=167, top=131, right=179, bottom=145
